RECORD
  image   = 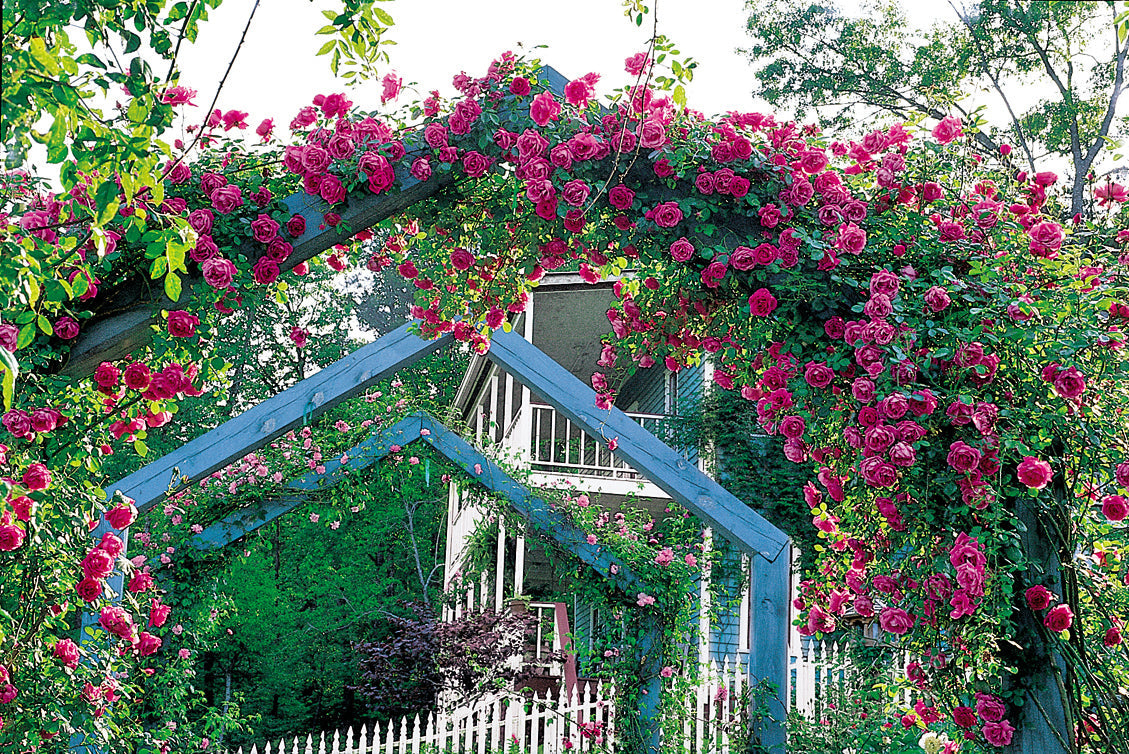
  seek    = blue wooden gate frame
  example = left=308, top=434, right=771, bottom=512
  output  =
left=79, top=321, right=790, bottom=753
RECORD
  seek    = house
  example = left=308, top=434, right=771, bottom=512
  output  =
left=440, top=270, right=803, bottom=719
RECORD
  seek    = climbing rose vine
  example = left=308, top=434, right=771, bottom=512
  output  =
left=2, top=48, right=1128, bottom=750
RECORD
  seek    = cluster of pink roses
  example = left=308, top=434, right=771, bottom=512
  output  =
left=0, top=463, right=55, bottom=552
left=89, top=359, right=202, bottom=442
left=2, top=405, right=66, bottom=440
left=949, top=693, right=1015, bottom=747
left=75, top=504, right=137, bottom=602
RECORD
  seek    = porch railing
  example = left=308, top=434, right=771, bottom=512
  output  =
left=526, top=405, right=678, bottom=479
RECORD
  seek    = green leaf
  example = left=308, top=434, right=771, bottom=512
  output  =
left=37, top=315, right=53, bottom=335
left=133, top=439, right=148, bottom=457
left=0, top=349, right=17, bottom=412
left=164, top=271, right=182, bottom=302
left=26, top=275, right=40, bottom=307
left=373, top=7, right=394, bottom=25
left=316, top=39, right=337, bottom=56
left=15, top=325, right=35, bottom=350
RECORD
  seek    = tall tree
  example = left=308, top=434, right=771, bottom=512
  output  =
left=743, top=0, right=1129, bottom=215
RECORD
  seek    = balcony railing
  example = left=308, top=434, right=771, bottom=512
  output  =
left=527, top=404, right=678, bottom=480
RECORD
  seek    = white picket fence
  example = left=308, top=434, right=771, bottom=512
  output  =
left=233, top=681, right=613, bottom=754
left=235, top=643, right=911, bottom=754
left=788, top=638, right=913, bottom=718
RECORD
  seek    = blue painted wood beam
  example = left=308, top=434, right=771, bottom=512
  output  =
left=484, top=328, right=789, bottom=563
left=750, top=546, right=790, bottom=753
left=106, top=321, right=451, bottom=515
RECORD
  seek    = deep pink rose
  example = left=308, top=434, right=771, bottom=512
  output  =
left=938, top=220, right=965, bottom=243
left=625, top=52, right=650, bottom=76
left=861, top=459, right=898, bottom=488
left=149, top=598, right=172, bottom=628
left=0, top=522, right=25, bottom=551
left=1044, top=604, right=1073, bottom=632
left=758, top=204, right=782, bottom=228
left=1017, top=456, right=1052, bottom=489
left=166, top=310, right=198, bottom=338
left=250, top=214, right=280, bottom=244
left=923, top=286, right=950, bottom=312
left=76, top=577, right=103, bottom=602
left=202, top=257, right=236, bottom=289
left=190, top=235, right=218, bottom=263
left=1028, top=220, right=1065, bottom=251
left=9, top=496, right=33, bottom=522
left=462, top=151, right=491, bottom=178
left=135, top=631, right=162, bottom=656
left=947, top=441, right=982, bottom=473
left=253, top=257, right=280, bottom=285
left=803, top=362, right=834, bottom=388
left=530, top=91, right=561, bottom=126
left=889, top=442, right=916, bottom=467
left=266, top=239, right=293, bottom=263
left=300, top=145, right=331, bottom=173
left=650, top=201, right=683, bottom=228
left=1105, top=626, right=1123, bottom=647
left=953, top=706, right=977, bottom=727
left=54, top=316, right=79, bottom=339
left=53, top=638, right=80, bottom=668
left=779, top=416, right=805, bottom=439
left=669, top=237, right=695, bottom=262
left=1103, top=494, right=1129, bottom=522
left=450, top=248, right=475, bottom=271
left=608, top=185, right=635, bottom=210
left=638, top=119, right=666, bottom=148
left=82, top=547, right=115, bottom=579
left=863, top=293, right=892, bottom=319
left=836, top=223, right=867, bottom=254
left=105, top=503, right=137, bottom=530
left=1053, top=366, right=1085, bottom=400
left=730, top=246, right=756, bottom=271
left=932, top=115, right=963, bottom=144
left=878, top=607, right=915, bottom=635
left=561, top=180, right=591, bottom=207
left=748, top=288, right=778, bottom=317
left=98, top=531, right=125, bottom=557
left=509, top=77, right=531, bottom=96
left=286, top=214, right=306, bottom=237
left=210, top=185, right=243, bottom=214
left=1117, top=461, right=1129, bottom=488
left=98, top=605, right=134, bottom=640
left=199, top=172, right=226, bottom=195
left=326, top=134, right=355, bottom=161
left=983, top=720, right=1014, bottom=747
left=319, top=174, right=346, bottom=205
left=128, top=570, right=154, bottom=593
left=1025, top=585, right=1053, bottom=611
left=22, top=463, right=51, bottom=491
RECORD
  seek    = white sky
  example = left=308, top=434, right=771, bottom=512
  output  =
left=174, top=0, right=948, bottom=129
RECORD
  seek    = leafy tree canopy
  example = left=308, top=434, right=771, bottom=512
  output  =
left=744, top=0, right=1129, bottom=213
